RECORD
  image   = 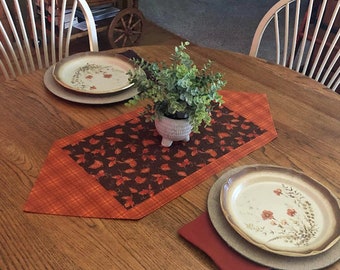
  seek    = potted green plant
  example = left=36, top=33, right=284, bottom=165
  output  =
left=126, top=41, right=226, bottom=146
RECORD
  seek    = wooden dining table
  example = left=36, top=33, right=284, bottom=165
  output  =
left=0, top=44, right=339, bottom=270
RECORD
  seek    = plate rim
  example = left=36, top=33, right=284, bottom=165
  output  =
left=219, top=164, right=340, bottom=257
left=52, top=52, right=135, bottom=95
left=44, top=65, right=138, bottom=104
left=207, top=164, right=340, bottom=269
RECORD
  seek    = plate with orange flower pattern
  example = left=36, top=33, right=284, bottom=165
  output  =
left=220, top=165, right=340, bottom=257
left=53, top=52, right=135, bottom=94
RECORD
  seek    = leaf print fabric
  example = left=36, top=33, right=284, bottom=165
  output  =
left=63, top=105, right=266, bottom=209
left=23, top=90, right=278, bottom=219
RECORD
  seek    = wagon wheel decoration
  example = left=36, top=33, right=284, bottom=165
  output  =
left=108, top=8, right=144, bottom=48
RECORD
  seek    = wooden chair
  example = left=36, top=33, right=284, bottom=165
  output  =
left=0, top=0, right=98, bottom=80
left=249, top=0, right=339, bottom=92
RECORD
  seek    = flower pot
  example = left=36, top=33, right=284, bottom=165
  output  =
left=155, top=115, right=192, bottom=147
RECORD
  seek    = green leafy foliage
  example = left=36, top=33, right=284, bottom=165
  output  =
left=126, top=42, right=226, bottom=133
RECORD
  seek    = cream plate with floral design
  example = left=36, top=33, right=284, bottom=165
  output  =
left=53, top=52, right=134, bottom=94
left=44, top=65, right=138, bottom=104
left=220, top=165, right=340, bottom=257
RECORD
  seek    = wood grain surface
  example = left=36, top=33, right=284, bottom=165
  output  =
left=0, top=45, right=339, bottom=269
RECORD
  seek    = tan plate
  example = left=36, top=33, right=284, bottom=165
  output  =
left=208, top=165, right=340, bottom=270
left=45, top=65, right=138, bottom=104
left=53, top=52, right=134, bottom=94
left=220, top=165, right=340, bottom=257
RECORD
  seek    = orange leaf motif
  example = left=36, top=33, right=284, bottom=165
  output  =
left=110, top=190, right=118, bottom=197
left=160, top=164, right=171, bottom=171
left=189, top=147, right=199, bottom=156
left=241, top=124, right=250, bottom=130
left=89, top=160, right=103, bottom=169
left=142, top=139, right=155, bottom=147
left=92, top=146, right=105, bottom=156
left=143, top=154, right=156, bottom=161
left=124, top=158, right=137, bottom=167
left=229, top=112, right=239, bottom=118
left=129, top=187, right=138, bottom=193
left=124, top=168, right=136, bottom=174
left=125, top=144, right=137, bottom=153
left=129, top=118, right=141, bottom=124
left=114, top=148, right=122, bottom=155
left=153, top=174, right=169, bottom=184
left=236, top=137, right=245, bottom=145
left=131, top=124, right=144, bottom=132
left=174, top=150, right=186, bottom=158
left=161, top=147, right=170, bottom=153
left=123, top=196, right=134, bottom=208
left=135, top=176, right=146, bottom=184
left=114, top=175, right=130, bottom=186
left=129, top=134, right=139, bottom=140
left=107, top=137, right=123, bottom=146
left=89, top=138, right=100, bottom=145
left=224, top=123, right=236, bottom=130
left=177, top=171, right=187, bottom=177
left=96, top=170, right=105, bottom=177
left=202, top=135, right=214, bottom=144
left=139, top=189, right=152, bottom=196
left=140, top=167, right=150, bottom=173
left=139, top=184, right=154, bottom=197
left=75, top=154, right=86, bottom=164
left=205, top=149, right=217, bottom=157
left=115, top=128, right=124, bottom=135
left=107, top=156, right=116, bottom=165
left=177, top=159, right=190, bottom=167
left=218, top=132, right=230, bottom=139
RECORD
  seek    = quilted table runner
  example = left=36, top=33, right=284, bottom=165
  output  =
left=24, top=90, right=277, bottom=219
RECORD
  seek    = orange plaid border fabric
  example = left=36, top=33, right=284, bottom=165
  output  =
left=23, top=91, right=277, bottom=219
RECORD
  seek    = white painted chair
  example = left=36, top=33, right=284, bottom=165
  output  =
left=249, top=0, right=339, bottom=91
left=0, top=0, right=99, bottom=80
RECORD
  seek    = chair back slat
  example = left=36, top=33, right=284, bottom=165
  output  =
left=27, top=0, right=43, bottom=69
left=1, top=0, right=26, bottom=75
left=64, top=0, right=79, bottom=58
left=78, top=0, right=99, bottom=52
left=323, top=47, right=340, bottom=89
left=295, top=0, right=311, bottom=71
left=274, top=13, right=281, bottom=64
left=50, top=0, right=56, bottom=64
left=58, top=0, right=68, bottom=60
left=300, top=0, right=322, bottom=75
left=17, top=1, right=35, bottom=72
left=0, top=40, right=14, bottom=78
left=0, top=57, right=9, bottom=78
left=39, top=0, right=50, bottom=67
left=329, top=71, right=340, bottom=89
left=316, top=28, right=340, bottom=81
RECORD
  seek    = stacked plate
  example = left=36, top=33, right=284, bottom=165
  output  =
left=208, top=164, right=340, bottom=269
left=44, top=52, right=138, bottom=104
